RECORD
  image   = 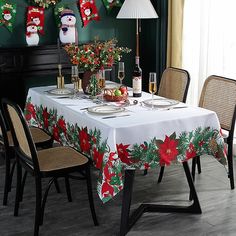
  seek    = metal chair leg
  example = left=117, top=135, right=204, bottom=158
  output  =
left=85, top=165, right=98, bottom=226
left=40, top=178, right=54, bottom=226
left=190, top=157, right=197, bottom=201
left=227, top=152, right=234, bottom=189
left=196, top=156, right=201, bottom=174
left=54, top=178, right=61, bottom=193
left=158, top=166, right=165, bottom=183
left=65, top=176, right=72, bottom=202
left=34, top=177, right=42, bottom=236
left=20, top=170, right=28, bottom=202
left=14, top=162, right=22, bottom=216
left=3, top=158, right=11, bottom=205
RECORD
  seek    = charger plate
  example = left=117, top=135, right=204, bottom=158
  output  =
left=143, top=98, right=179, bottom=108
left=87, top=105, right=125, bottom=115
left=47, top=88, right=73, bottom=96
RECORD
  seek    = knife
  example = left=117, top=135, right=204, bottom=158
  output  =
left=102, top=114, right=131, bottom=119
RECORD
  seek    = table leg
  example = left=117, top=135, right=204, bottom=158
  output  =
left=118, top=162, right=201, bottom=236
left=119, top=169, right=135, bottom=236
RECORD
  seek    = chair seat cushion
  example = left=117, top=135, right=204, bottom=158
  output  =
left=30, top=127, right=52, bottom=143
left=38, top=146, right=88, bottom=172
left=4, top=127, right=51, bottom=147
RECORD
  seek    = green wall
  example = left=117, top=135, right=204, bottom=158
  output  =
left=0, top=0, right=167, bottom=93
left=0, top=0, right=135, bottom=85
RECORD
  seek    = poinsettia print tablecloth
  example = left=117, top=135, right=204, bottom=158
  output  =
left=25, top=85, right=227, bottom=203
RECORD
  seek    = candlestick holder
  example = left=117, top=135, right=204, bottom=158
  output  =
left=57, top=64, right=64, bottom=89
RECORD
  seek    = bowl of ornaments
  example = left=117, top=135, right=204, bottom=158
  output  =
left=103, top=86, right=128, bottom=102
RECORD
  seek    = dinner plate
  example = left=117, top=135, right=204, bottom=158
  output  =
left=142, top=98, right=179, bottom=108
left=47, top=88, right=73, bottom=96
left=87, top=105, right=125, bottom=115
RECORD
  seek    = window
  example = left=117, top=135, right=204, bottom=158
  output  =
left=182, top=0, right=236, bottom=105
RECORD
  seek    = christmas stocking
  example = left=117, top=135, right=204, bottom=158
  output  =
left=102, top=0, right=122, bottom=12
left=78, top=0, right=100, bottom=27
left=27, top=6, right=45, bottom=35
left=0, top=2, right=17, bottom=32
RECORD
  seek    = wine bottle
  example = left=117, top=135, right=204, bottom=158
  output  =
left=132, top=56, right=142, bottom=97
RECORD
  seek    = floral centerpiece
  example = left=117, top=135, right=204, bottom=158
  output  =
left=64, top=38, right=131, bottom=71
left=64, top=38, right=131, bottom=93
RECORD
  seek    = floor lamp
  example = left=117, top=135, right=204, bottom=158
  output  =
left=117, top=0, right=158, bottom=60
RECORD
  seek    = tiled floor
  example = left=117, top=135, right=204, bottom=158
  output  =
left=0, top=155, right=235, bottom=236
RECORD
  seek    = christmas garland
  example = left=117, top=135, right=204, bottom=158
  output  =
left=32, top=0, right=60, bottom=8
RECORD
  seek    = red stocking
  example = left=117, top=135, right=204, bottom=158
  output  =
left=27, top=6, right=45, bottom=35
left=78, top=0, right=100, bottom=27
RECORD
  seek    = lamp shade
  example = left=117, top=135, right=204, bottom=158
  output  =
left=117, top=0, right=158, bottom=19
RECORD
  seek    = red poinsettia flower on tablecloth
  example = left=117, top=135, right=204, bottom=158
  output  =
left=79, top=128, right=91, bottom=153
left=101, top=181, right=114, bottom=198
left=103, top=164, right=115, bottom=181
left=93, top=147, right=104, bottom=169
left=159, top=135, right=178, bottom=166
left=25, top=103, right=36, bottom=120
left=42, top=107, right=49, bottom=129
left=185, top=143, right=197, bottom=160
left=57, top=118, right=66, bottom=134
left=116, top=143, right=133, bottom=165
left=52, top=125, right=60, bottom=142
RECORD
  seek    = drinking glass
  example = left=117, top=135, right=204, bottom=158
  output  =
left=118, top=62, right=125, bottom=85
left=149, top=72, right=157, bottom=109
left=71, top=65, right=79, bottom=99
left=97, top=69, right=106, bottom=102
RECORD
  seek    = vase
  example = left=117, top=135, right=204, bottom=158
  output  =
left=82, top=70, right=98, bottom=94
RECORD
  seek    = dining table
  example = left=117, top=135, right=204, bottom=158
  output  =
left=24, top=81, right=227, bottom=235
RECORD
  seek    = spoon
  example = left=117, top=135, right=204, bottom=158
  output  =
left=124, top=99, right=138, bottom=106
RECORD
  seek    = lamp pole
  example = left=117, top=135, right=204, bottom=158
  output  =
left=136, top=19, right=139, bottom=58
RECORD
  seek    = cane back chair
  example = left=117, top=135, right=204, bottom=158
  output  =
left=2, top=99, right=98, bottom=236
left=0, top=105, right=55, bottom=206
left=192, top=75, right=236, bottom=189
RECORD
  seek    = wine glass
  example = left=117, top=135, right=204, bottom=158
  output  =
left=97, top=69, right=106, bottom=102
left=71, top=65, right=79, bottom=99
left=118, top=62, right=125, bottom=85
left=149, top=72, right=157, bottom=109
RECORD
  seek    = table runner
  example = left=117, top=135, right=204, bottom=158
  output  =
left=25, top=84, right=227, bottom=203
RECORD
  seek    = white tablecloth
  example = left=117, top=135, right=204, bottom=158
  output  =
left=25, top=83, right=226, bottom=203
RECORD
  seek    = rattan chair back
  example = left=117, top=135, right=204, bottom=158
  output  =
left=199, top=75, right=236, bottom=131
left=2, top=99, right=39, bottom=173
left=158, top=67, right=190, bottom=102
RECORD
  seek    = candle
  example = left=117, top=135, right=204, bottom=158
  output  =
left=57, top=38, right=61, bottom=65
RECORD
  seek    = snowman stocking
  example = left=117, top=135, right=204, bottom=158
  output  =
left=0, top=2, right=17, bottom=32
left=78, top=0, right=100, bottom=27
left=27, top=6, right=45, bottom=35
left=102, top=0, right=122, bottom=12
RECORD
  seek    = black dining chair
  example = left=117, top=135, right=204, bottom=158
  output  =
left=144, top=67, right=191, bottom=177
left=191, top=75, right=236, bottom=189
left=0, top=104, right=59, bottom=206
left=2, top=99, right=98, bottom=236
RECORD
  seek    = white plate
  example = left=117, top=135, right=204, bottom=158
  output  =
left=143, top=98, right=179, bottom=108
left=87, top=105, right=125, bottom=115
left=47, top=88, right=73, bottom=96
